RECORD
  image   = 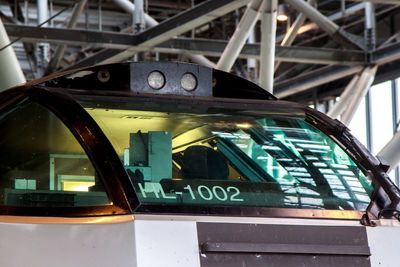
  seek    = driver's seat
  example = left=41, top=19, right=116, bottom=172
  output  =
left=181, top=145, right=229, bottom=180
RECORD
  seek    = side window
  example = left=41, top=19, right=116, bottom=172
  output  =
left=0, top=101, right=111, bottom=207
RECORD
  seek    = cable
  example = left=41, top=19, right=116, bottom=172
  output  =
left=0, top=2, right=76, bottom=53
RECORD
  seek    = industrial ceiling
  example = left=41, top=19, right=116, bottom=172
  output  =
left=1, top=0, right=400, bottom=104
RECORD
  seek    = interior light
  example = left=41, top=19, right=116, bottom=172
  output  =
left=62, top=181, right=95, bottom=192
left=148, top=70, right=166, bottom=90
left=236, top=123, right=250, bottom=128
left=277, top=4, right=288, bottom=22
left=181, top=72, right=197, bottom=91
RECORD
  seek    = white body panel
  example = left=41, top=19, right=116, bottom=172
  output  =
left=367, top=220, right=400, bottom=267
left=134, top=220, right=200, bottom=266
left=0, top=216, right=136, bottom=267
left=0, top=215, right=400, bottom=266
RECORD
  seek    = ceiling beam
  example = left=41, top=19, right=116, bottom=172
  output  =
left=112, top=0, right=214, bottom=67
left=274, top=41, right=400, bottom=98
left=374, top=41, right=400, bottom=65
left=4, top=24, right=137, bottom=48
left=4, top=24, right=367, bottom=66
left=274, top=65, right=364, bottom=98
left=335, top=0, right=400, bottom=4
left=156, top=39, right=366, bottom=66
left=44, top=0, right=88, bottom=75
left=276, top=2, right=366, bottom=43
left=286, top=0, right=365, bottom=50
left=64, top=0, right=250, bottom=69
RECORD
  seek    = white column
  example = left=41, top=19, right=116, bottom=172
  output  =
left=37, top=0, right=49, bottom=77
left=0, top=18, right=26, bottom=91
left=247, top=28, right=257, bottom=81
left=134, top=0, right=145, bottom=32
left=259, top=0, right=277, bottom=93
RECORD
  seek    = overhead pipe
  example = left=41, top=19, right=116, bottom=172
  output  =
left=275, top=2, right=366, bottom=43
left=0, top=17, right=26, bottom=91
left=44, top=0, right=88, bottom=75
left=113, top=0, right=157, bottom=27
left=285, top=0, right=338, bottom=35
left=134, top=0, right=145, bottom=32
left=259, top=0, right=277, bottom=93
left=112, top=0, right=215, bottom=68
left=37, top=0, right=48, bottom=28
left=326, top=74, right=360, bottom=119
left=275, top=64, right=363, bottom=99
left=285, top=0, right=364, bottom=50
left=366, top=1, right=400, bottom=173
left=340, top=66, right=377, bottom=125
left=275, top=2, right=391, bottom=99
left=364, top=2, right=376, bottom=51
left=216, top=0, right=264, bottom=72
left=37, top=0, right=49, bottom=77
left=280, top=0, right=314, bottom=46
left=247, top=28, right=257, bottom=81
left=275, top=46, right=400, bottom=99
left=378, top=131, right=400, bottom=173
left=275, top=0, right=315, bottom=71
left=274, top=2, right=375, bottom=98
left=188, top=54, right=216, bottom=68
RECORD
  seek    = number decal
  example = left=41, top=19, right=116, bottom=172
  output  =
left=183, top=185, right=196, bottom=200
left=227, top=186, right=244, bottom=202
left=138, top=183, right=147, bottom=198
left=212, top=186, right=228, bottom=201
left=198, top=185, right=213, bottom=200
left=137, top=182, right=244, bottom=203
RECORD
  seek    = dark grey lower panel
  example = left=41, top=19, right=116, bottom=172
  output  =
left=197, top=222, right=370, bottom=267
left=200, top=253, right=370, bottom=267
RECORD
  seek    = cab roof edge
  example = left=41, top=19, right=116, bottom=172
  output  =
left=36, top=62, right=277, bottom=101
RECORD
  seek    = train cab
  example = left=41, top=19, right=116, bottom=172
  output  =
left=0, top=62, right=399, bottom=266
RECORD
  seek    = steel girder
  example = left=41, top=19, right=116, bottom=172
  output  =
left=62, top=0, right=251, bottom=69
left=4, top=24, right=367, bottom=66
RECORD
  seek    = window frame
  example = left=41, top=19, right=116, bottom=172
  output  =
left=0, top=86, right=135, bottom=217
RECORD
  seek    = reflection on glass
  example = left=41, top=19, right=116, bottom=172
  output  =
left=82, top=100, right=373, bottom=211
left=0, top=101, right=111, bottom=207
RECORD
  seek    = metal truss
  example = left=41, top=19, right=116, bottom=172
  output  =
left=66, top=0, right=250, bottom=68
left=3, top=0, right=400, bottom=175
left=4, top=24, right=367, bottom=66
left=0, top=0, right=400, bottom=101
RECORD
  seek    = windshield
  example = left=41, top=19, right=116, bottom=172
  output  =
left=80, top=100, right=372, bottom=211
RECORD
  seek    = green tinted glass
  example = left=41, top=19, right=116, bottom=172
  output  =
left=83, top=103, right=372, bottom=211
